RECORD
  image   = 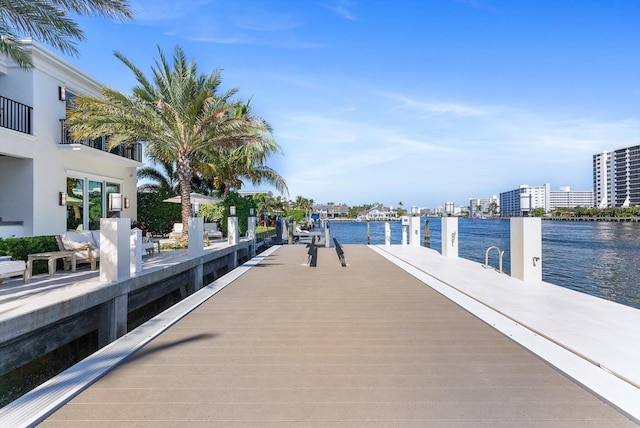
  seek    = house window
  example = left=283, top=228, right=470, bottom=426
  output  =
left=66, top=177, right=121, bottom=231
left=66, top=177, right=84, bottom=231
left=88, top=180, right=103, bottom=230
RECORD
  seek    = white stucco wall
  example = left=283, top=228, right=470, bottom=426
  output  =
left=0, top=41, right=140, bottom=237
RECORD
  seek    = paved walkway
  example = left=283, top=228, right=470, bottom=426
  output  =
left=32, top=245, right=635, bottom=426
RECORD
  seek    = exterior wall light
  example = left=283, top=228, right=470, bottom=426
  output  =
left=124, top=197, right=130, bottom=209
left=58, top=86, right=66, bottom=101
left=109, top=193, right=123, bottom=212
left=59, top=192, right=67, bottom=206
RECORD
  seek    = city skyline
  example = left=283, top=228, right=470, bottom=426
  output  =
left=58, top=0, right=639, bottom=207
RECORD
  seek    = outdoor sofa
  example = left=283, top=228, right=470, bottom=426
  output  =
left=56, top=230, right=100, bottom=270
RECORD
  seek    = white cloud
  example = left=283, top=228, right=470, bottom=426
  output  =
left=320, top=0, right=357, bottom=20
left=383, top=92, right=487, bottom=117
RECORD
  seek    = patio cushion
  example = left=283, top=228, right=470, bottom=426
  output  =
left=58, top=231, right=100, bottom=264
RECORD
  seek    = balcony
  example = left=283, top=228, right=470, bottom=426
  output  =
left=60, top=119, right=143, bottom=162
left=0, top=95, right=32, bottom=134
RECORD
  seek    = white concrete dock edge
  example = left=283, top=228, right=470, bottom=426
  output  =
left=371, top=244, right=640, bottom=423
left=0, top=246, right=280, bottom=428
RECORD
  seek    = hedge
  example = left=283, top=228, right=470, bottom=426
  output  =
left=0, top=236, right=58, bottom=275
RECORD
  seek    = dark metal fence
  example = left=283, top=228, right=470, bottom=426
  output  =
left=59, top=119, right=143, bottom=162
left=0, top=95, right=32, bottom=134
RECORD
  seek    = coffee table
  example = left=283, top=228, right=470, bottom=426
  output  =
left=26, top=251, right=76, bottom=279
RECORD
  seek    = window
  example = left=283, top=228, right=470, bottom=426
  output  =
left=66, top=177, right=84, bottom=231
left=66, top=176, right=122, bottom=231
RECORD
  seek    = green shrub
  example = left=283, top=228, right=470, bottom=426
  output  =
left=0, top=236, right=58, bottom=275
left=219, top=192, right=257, bottom=237
left=137, top=189, right=181, bottom=236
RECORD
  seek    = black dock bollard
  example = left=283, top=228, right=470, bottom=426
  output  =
left=424, top=220, right=430, bottom=248
left=333, top=238, right=347, bottom=267
left=307, top=236, right=318, bottom=267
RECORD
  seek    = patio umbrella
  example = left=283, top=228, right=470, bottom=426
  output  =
left=163, top=193, right=222, bottom=205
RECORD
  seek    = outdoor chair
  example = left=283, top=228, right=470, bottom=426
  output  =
left=56, top=230, right=100, bottom=270
left=204, top=223, right=223, bottom=240
left=168, top=223, right=183, bottom=240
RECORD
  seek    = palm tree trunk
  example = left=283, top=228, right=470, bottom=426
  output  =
left=176, top=154, right=193, bottom=239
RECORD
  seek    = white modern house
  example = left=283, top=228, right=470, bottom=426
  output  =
left=356, top=205, right=398, bottom=221
left=0, top=40, right=141, bottom=238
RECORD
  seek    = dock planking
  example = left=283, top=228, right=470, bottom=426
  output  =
left=31, top=245, right=636, bottom=427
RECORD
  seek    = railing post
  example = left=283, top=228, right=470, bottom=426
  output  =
left=409, top=216, right=421, bottom=246
left=384, top=222, right=391, bottom=246
left=100, top=218, right=131, bottom=283
left=510, top=217, right=542, bottom=282
left=441, top=217, right=458, bottom=257
left=247, top=216, right=256, bottom=257
left=188, top=217, right=204, bottom=257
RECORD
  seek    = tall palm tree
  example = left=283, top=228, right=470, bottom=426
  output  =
left=66, top=45, right=270, bottom=238
left=0, top=0, right=132, bottom=68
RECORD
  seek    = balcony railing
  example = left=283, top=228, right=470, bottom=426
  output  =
left=0, top=95, right=32, bottom=134
left=60, top=119, right=143, bottom=162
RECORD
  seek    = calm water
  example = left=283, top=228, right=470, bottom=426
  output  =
left=324, top=218, right=640, bottom=310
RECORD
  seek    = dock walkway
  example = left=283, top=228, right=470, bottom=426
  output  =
left=3, top=245, right=636, bottom=426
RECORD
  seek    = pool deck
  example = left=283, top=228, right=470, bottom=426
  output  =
left=1, top=244, right=639, bottom=426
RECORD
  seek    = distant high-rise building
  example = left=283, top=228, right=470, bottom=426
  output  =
left=499, top=184, right=550, bottom=217
left=593, top=143, right=640, bottom=208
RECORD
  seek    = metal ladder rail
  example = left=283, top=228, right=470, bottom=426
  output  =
left=482, top=246, right=505, bottom=273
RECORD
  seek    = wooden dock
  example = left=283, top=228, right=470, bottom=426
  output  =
left=3, top=244, right=637, bottom=426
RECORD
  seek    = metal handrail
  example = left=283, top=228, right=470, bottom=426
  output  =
left=482, top=246, right=505, bottom=273
left=59, top=119, right=142, bottom=162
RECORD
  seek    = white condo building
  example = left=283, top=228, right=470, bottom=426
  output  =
left=548, top=186, right=594, bottom=210
left=593, top=143, right=640, bottom=208
left=469, top=195, right=499, bottom=217
left=499, top=184, right=550, bottom=217
left=0, top=40, right=142, bottom=238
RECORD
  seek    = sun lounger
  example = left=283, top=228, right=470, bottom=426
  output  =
left=0, top=260, right=27, bottom=283
left=169, top=223, right=183, bottom=240
left=204, top=223, right=223, bottom=240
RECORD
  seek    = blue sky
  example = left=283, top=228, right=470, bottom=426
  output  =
left=63, top=0, right=639, bottom=208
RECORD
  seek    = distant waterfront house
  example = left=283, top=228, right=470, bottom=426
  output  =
left=0, top=40, right=142, bottom=238
left=356, top=205, right=398, bottom=221
left=313, top=203, right=349, bottom=219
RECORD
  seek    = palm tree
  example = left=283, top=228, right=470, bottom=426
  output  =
left=0, top=0, right=132, bottom=68
left=194, top=102, right=288, bottom=199
left=137, top=159, right=180, bottom=192
left=293, top=195, right=313, bottom=219
left=66, top=45, right=270, bottom=238
left=254, top=193, right=276, bottom=225
left=196, top=145, right=288, bottom=199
